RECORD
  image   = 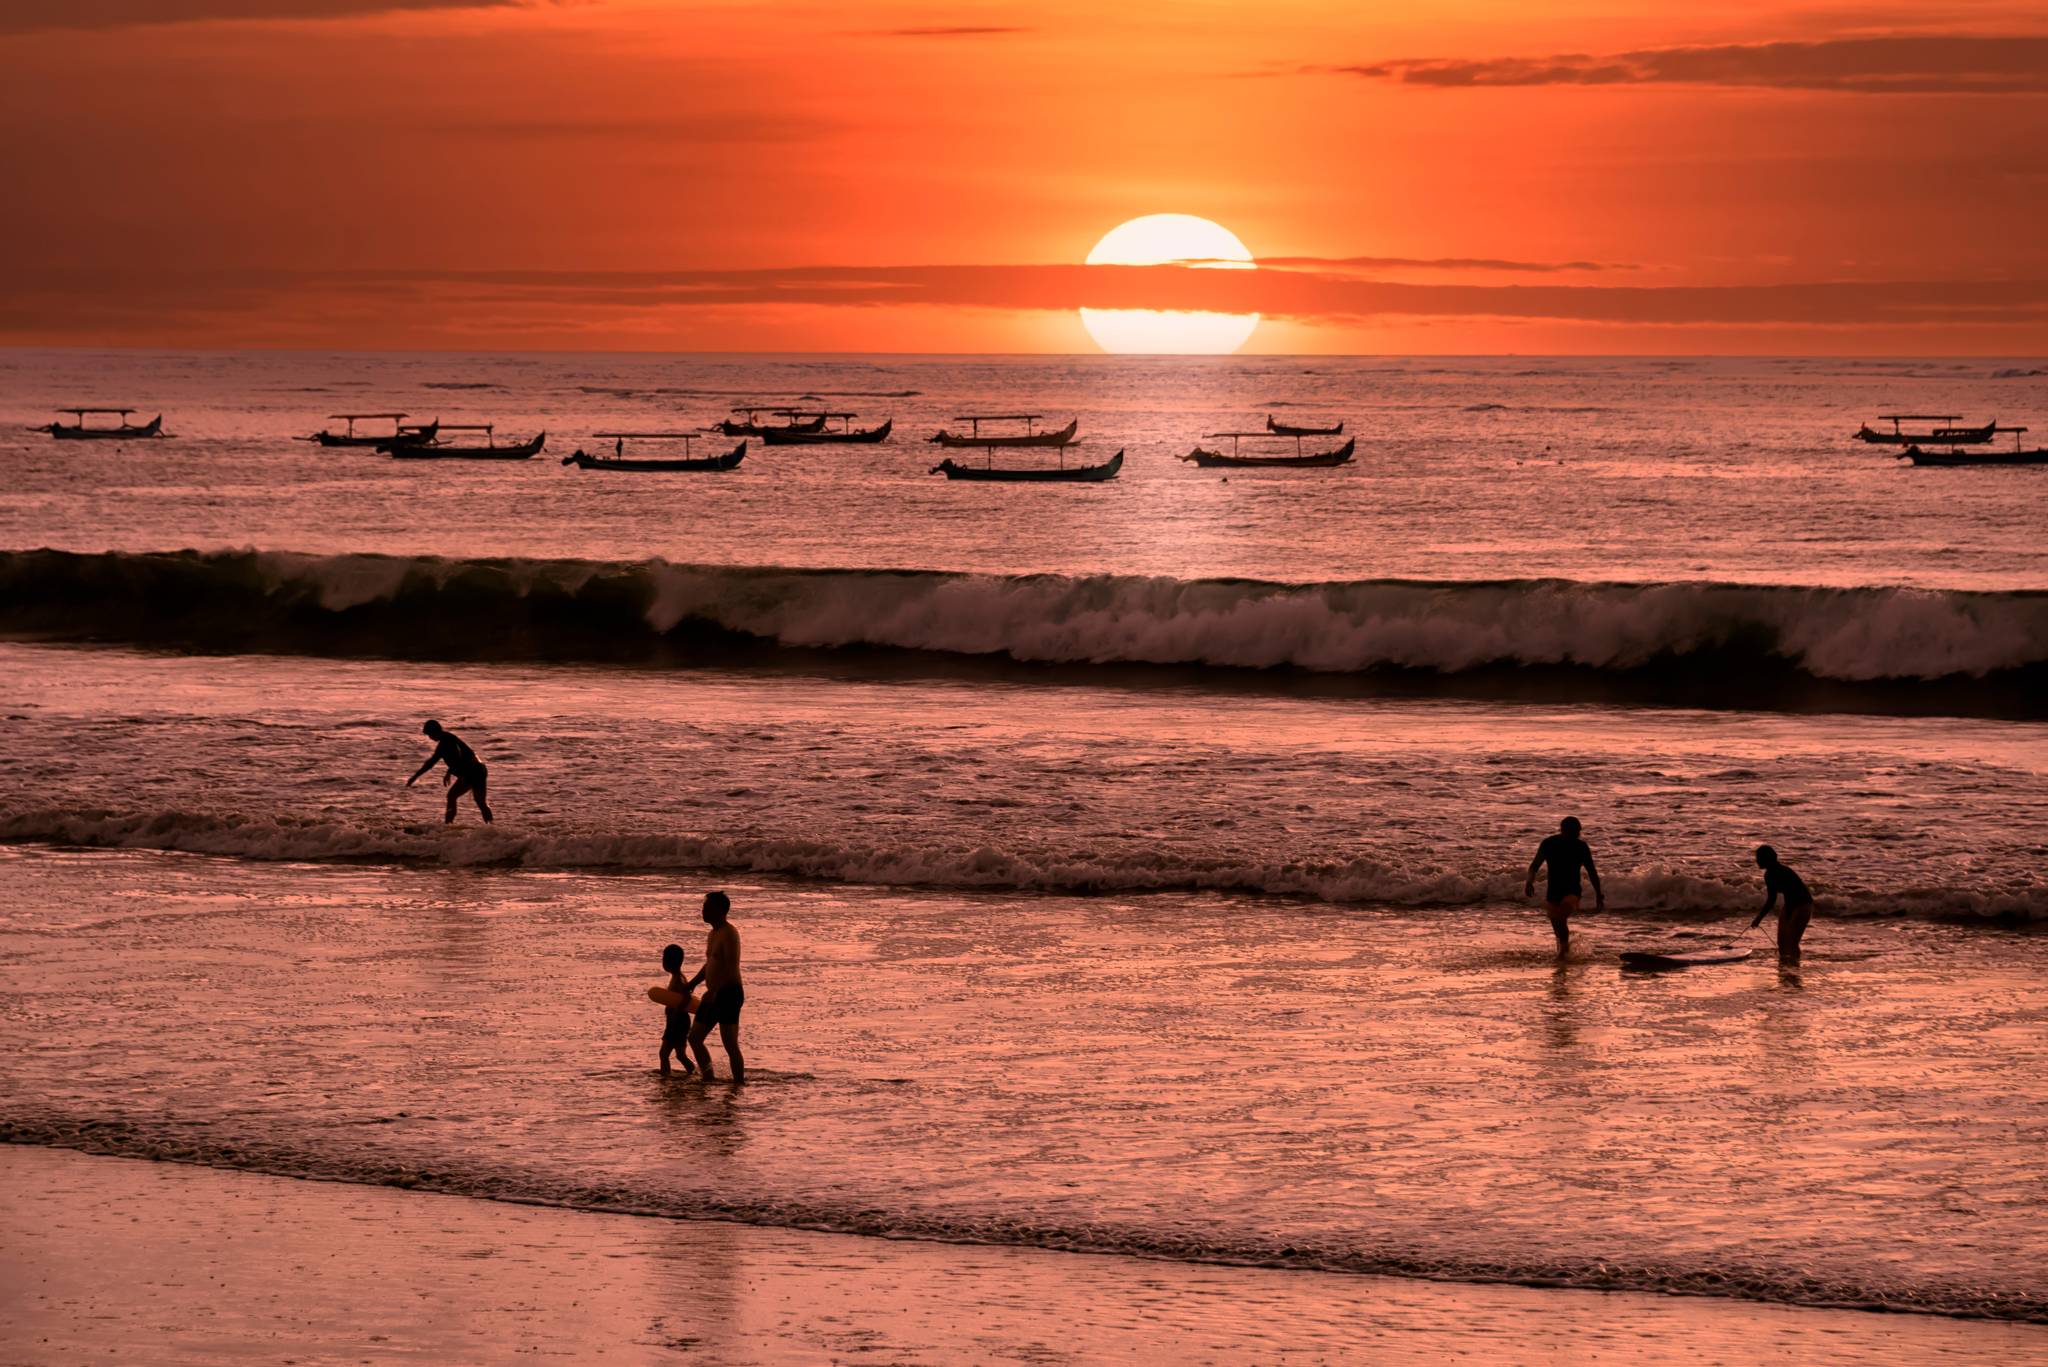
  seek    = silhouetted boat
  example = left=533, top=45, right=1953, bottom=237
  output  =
left=712, top=407, right=827, bottom=438
left=931, top=448, right=1123, bottom=482
left=1181, top=432, right=1355, bottom=468
left=760, top=413, right=893, bottom=445
left=563, top=434, right=746, bottom=472
left=1906, top=446, right=2048, bottom=467
left=928, top=415, right=1079, bottom=448
left=1905, top=426, right=2044, bottom=466
left=381, top=424, right=545, bottom=460
left=306, top=414, right=430, bottom=447
left=35, top=408, right=164, bottom=440
left=1265, top=415, right=1344, bottom=437
left=1855, top=415, right=1996, bottom=446
left=303, top=413, right=436, bottom=447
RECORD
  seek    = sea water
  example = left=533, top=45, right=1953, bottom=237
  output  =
left=1, top=348, right=2044, bottom=1327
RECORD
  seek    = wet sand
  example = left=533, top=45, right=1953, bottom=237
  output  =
left=3, top=1147, right=2041, bottom=1365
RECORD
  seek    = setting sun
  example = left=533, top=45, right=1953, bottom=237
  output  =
left=1080, top=214, right=1259, bottom=355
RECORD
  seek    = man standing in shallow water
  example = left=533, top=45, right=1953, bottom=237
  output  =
left=684, top=891, right=745, bottom=1084
left=1525, top=816, right=1604, bottom=954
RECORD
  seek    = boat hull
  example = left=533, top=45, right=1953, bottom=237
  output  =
left=761, top=418, right=893, bottom=446
left=1905, top=445, right=2048, bottom=467
left=932, top=449, right=1123, bottom=482
left=929, top=419, right=1079, bottom=448
left=384, top=433, right=546, bottom=460
left=1182, top=439, right=1355, bottom=468
left=1266, top=417, right=1344, bottom=437
left=46, top=415, right=163, bottom=441
left=563, top=442, right=746, bottom=472
left=715, top=416, right=825, bottom=438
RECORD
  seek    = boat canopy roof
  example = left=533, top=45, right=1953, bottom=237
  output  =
left=593, top=431, right=699, bottom=440
left=59, top=407, right=136, bottom=415
left=328, top=412, right=406, bottom=420
left=776, top=409, right=857, bottom=418
left=1875, top=414, right=1963, bottom=421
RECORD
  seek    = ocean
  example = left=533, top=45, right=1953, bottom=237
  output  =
left=1, top=348, right=2045, bottom=1339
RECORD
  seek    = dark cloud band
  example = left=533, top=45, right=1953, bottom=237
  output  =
left=0, top=0, right=543, bottom=36
left=1333, top=35, right=2048, bottom=95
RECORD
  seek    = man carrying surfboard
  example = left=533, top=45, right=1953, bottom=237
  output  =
left=684, top=891, right=745, bottom=1084
left=1525, top=816, right=1603, bottom=954
left=405, top=720, right=493, bottom=825
left=1750, top=845, right=1814, bottom=962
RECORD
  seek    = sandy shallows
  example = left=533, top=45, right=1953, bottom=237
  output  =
left=3, top=1147, right=2041, bottom=1365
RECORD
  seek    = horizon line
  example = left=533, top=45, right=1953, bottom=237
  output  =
left=2, top=342, right=2040, bottom=361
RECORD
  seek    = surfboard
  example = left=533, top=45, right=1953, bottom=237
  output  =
left=1620, top=946, right=1754, bottom=970
left=648, top=986, right=697, bottom=1009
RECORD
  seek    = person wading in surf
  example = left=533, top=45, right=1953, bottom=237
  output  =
left=657, top=942, right=695, bottom=1078
left=1750, top=845, right=1814, bottom=962
left=684, top=891, right=745, bottom=1084
left=405, top=719, right=494, bottom=825
left=1525, top=816, right=1603, bottom=954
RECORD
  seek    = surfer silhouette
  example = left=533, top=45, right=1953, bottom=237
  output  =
left=405, top=719, right=494, bottom=825
left=1750, top=845, right=1813, bottom=962
left=684, top=891, right=745, bottom=1083
left=1525, top=816, right=1603, bottom=954
left=657, top=943, right=695, bottom=1077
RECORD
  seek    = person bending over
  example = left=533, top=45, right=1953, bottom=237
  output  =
left=1750, top=845, right=1814, bottom=962
left=406, top=719, right=494, bottom=825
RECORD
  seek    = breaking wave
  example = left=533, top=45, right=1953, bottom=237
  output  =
left=1, top=1118, right=2038, bottom=1322
left=2, top=549, right=2045, bottom=717
left=2, top=804, right=2038, bottom=923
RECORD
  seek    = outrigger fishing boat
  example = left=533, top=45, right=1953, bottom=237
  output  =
left=380, top=424, right=545, bottom=460
left=1854, top=415, right=1997, bottom=446
left=34, top=408, right=164, bottom=440
left=711, top=406, right=827, bottom=438
left=1905, top=426, right=2046, bottom=467
left=1180, top=431, right=1356, bottom=468
left=759, top=412, right=893, bottom=445
left=301, top=413, right=436, bottom=448
left=562, top=433, right=746, bottom=472
left=927, top=414, right=1079, bottom=448
left=1265, top=415, right=1344, bottom=437
left=930, top=447, right=1123, bottom=482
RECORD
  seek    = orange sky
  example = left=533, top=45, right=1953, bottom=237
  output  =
left=4, top=0, right=2047, bottom=353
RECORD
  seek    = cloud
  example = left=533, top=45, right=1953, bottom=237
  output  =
left=860, top=26, right=1030, bottom=38
left=433, top=111, right=833, bottom=143
left=1251, top=256, right=1627, bottom=274
left=1332, top=35, right=2048, bottom=95
left=13, top=264, right=2047, bottom=333
left=0, top=0, right=555, bottom=35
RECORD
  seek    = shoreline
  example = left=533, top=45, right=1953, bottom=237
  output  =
left=5, top=1146, right=2043, bottom=1365
left=7, top=1131, right=2041, bottom=1327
